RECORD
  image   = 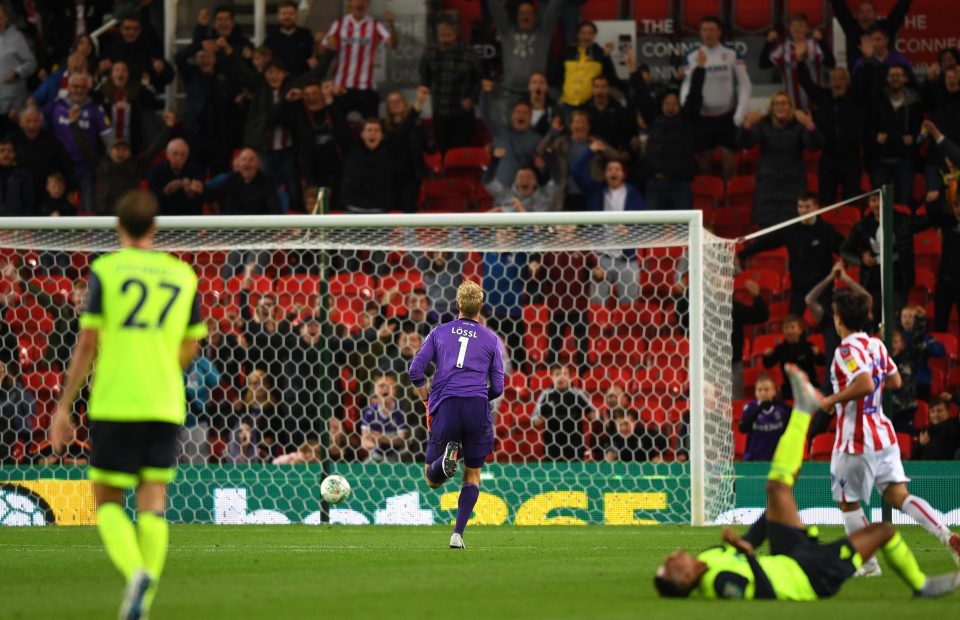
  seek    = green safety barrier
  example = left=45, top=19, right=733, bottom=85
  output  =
left=2, top=463, right=959, bottom=526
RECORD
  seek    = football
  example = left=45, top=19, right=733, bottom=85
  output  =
left=319, top=475, right=351, bottom=505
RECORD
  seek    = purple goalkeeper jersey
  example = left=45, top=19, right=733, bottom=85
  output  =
left=409, top=318, right=504, bottom=410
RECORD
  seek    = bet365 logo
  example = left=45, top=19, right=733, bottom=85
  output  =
left=0, top=483, right=55, bottom=526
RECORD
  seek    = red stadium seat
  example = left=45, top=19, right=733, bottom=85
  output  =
left=680, top=0, right=724, bottom=34
left=734, top=430, right=747, bottom=461
left=735, top=268, right=783, bottom=303
left=914, top=400, right=930, bottom=431
left=581, top=0, right=620, bottom=20
left=745, top=247, right=788, bottom=273
left=329, top=273, right=374, bottom=297
left=949, top=367, right=960, bottom=391
left=421, top=178, right=475, bottom=212
left=523, top=304, right=551, bottom=365
left=908, top=268, right=936, bottom=306
left=633, top=0, right=673, bottom=22
left=914, top=229, right=941, bottom=274
left=751, top=333, right=784, bottom=363
left=809, top=433, right=833, bottom=461
left=443, top=146, right=490, bottom=176
left=803, top=149, right=821, bottom=175
left=725, top=175, right=756, bottom=210
left=785, top=0, right=826, bottom=28
left=820, top=206, right=861, bottom=237
left=423, top=151, right=442, bottom=178
left=582, top=366, right=634, bottom=395
left=896, top=433, right=913, bottom=460
left=737, top=145, right=760, bottom=174
left=691, top=175, right=724, bottom=210
left=732, top=0, right=776, bottom=33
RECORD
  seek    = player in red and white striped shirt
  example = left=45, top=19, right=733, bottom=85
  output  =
left=819, top=291, right=959, bottom=575
left=322, top=0, right=397, bottom=118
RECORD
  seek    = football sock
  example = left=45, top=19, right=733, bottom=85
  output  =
left=426, top=458, right=448, bottom=485
left=743, top=511, right=768, bottom=548
left=901, top=495, right=952, bottom=543
left=97, top=502, right=145, bottom=583
left=842, top=508, right=878, bottom=565
left=454, top=483, right=480, bottom=536
left=881, top=531, right=927, bottom=592
left=767, top=408, right=812, bottom=488
left=138, top=512, right=169, bottom=609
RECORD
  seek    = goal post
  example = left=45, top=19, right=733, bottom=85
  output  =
left=0, top=211, right=736, bottom=527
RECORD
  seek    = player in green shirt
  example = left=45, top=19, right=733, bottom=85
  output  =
left=51, top=189, right=206, bottom=620
left=654, top=364, right=960, bottom=601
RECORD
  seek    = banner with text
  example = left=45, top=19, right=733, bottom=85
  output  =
left=2, top=463, right=959, bottom=526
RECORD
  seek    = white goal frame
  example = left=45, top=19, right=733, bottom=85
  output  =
left=0, top=210, right=715, bottom=525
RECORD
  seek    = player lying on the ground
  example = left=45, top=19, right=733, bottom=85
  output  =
left=654, top=364, right=960, bottom=601
left=409, top=281, right=504, bottom=549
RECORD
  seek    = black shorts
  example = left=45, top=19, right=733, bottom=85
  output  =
left=89, top=421, right=180, bottom=489
left=768, top=522, right=859, bottom=599
left=695, top=114, right=739, bottom=152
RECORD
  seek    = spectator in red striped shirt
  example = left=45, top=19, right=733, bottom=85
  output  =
left=760, top=13, right=835, bottom=112
left=322, top=0, right=398, bottom=119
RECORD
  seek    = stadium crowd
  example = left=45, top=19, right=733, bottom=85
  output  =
left=0, top=0, right=958, bottom=466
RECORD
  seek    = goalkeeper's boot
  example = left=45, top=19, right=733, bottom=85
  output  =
left=119, top=569, right=153, bottom=620
left=784, top=363, right=825, bottom=414
left=450, top=532, right=465, bottom=549
left=442, top=442, right=460, bottom=478
left=916, top=572, right=960, bottom=598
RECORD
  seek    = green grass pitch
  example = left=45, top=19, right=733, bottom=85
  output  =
left=1, top=525, right=958, bottom=619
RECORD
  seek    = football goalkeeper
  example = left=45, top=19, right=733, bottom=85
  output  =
left=654, top=364, right=960, bottom=601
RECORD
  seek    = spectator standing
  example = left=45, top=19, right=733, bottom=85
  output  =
left=0, top=6, right=36, bottom=135
left=200, top=6, right=254, bottom=59
left=360, top=375, right=411, bottom=462
left=102, top=16, right=173, bottom=91
left=604, top=410, right=654, bottom=462
left=0, top=360, right=34, bottom=464
left=525, top=72, right=561, bottom=136
left=263, top=1, right=315, bottom=78
left=484, top=0, right=564, bottom=106
left=831, top=0, right=913, bottom=71
left=536, top=112, right=591, bottom=210
left=732, top=280, right=769, bottom=398
left=0, top=137, right=32, bottom=215
left=322, top=0, right=397, bottom=118
left=415, top=251, right=466, bottom=322
left=888, top=328, right=917, bottom=433
left=43, top=73, right=112, bottom=213
left=899, top=306, right=945, bottom=402
left=226, top=417, right=261, bottom=464
left=235, top=58, right=301, bottom=212
left=204, top=148, right=282, bottom=215
left=95, top=60, right=158, bottom=153
left=805, top=261, right=873, bottom=383
left=571, top=141, right=643, bottom=305
left=922, top=67, right=960, bottom=205
left=581, top=75, right=631, bottom=151
left=916, top=397, right=960, bottom=460
left=681, top=16, right=752, bottom=179
left=866, top=63, right=922, bottom=205
left=41, top=1, right=109, bottom=70
left=29, top=51, right=87, bottom=110
left=796, top=41, right=867, bottom=203
left=79, top=111, right=172, bottom=215
left=761, top=314, right=824, bottom=399
left=418, top=21, right=480, bottom=153
left=483, top=147, right=556, bottom=212
left=10, top=106, right=73, bottom=205
left=924, top=129, right=960, bottom=331
left=741, top=93, right=822, bottom=227
left=484, top=227, right=528, bottom=369
left=39, top=172, right=76, bottom=217
left=289, top=81, right=342, bottom=203
left=637, top=50, right=705, bottom=210
left=738, top=374, right=791, bottom=461
left=853, top=26, right=916, bottom=84
left=384, top=88, right=428, bottom=213
left=532, top=365, right=593, bottom=461
left=559, top=20, right=622, bottom=112
left=527, top=228, right=597, bottom=374
left=147, top=138, right=205, bottom=216
left=480, top=78, right=540, bottom=189
left=760, top=14, right=834, bottom=111
left=331, top=95, right=393, bottom=214
left=739, top=194, right=844, bottom=315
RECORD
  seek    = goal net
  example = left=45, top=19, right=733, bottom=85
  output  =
left=0, top=212, right=735, bottom=527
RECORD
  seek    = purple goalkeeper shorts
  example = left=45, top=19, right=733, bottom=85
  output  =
left=425, top=397, right=494, bottom=469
